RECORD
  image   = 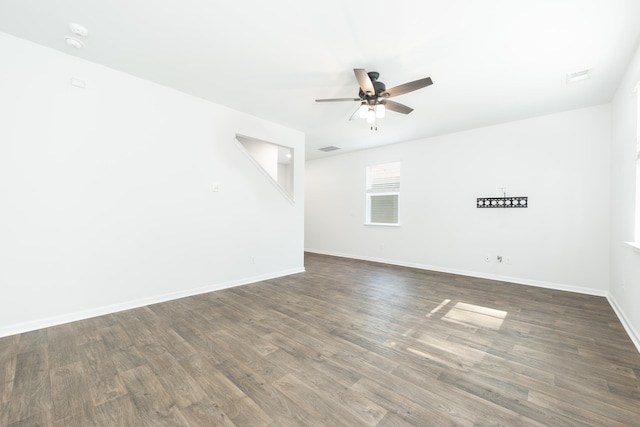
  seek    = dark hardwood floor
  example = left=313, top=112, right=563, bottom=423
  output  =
left=1, top=252, right=639, bottom=426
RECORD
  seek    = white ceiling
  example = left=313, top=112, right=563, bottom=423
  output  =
left=1, top=0, right=639, bottom=160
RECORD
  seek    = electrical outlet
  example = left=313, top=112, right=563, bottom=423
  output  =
left=497, top=255, right=503, bottom=263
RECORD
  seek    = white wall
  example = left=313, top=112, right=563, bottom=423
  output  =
left=610, top=40, right=640, bottom=350
left=0, top=33, right=305, bottom=337
left=306, top=105, right=611, bottom=295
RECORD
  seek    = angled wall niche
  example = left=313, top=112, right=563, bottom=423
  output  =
left=235, top=134, right=295, bottom=202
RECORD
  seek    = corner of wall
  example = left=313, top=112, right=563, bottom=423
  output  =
left=607, top=294, right=640, bottom=353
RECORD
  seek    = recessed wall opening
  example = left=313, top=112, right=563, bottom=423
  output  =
left=235, top=134, right=294, bottom=201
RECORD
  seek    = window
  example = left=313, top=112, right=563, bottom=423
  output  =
left=366, top=161, right=401, bottom=225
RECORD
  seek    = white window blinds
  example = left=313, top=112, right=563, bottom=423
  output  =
left=366, top=161, right=401, bottom=225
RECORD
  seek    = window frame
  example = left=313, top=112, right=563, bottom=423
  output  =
left=365, top=161, right=401, bottom=226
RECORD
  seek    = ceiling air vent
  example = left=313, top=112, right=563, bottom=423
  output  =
left=318, top=146, right=341, bottom=152
left=566, top=69, right=591, bottom=84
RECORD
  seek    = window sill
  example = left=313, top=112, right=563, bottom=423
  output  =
left=624, top=241, right=640, bottom=252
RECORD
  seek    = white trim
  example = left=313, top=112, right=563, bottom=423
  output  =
left=0, top=267, right=305, bottom=339
left=607, top=294, right=640, bottom=353
left=366, top=161, right=401, bottom=225
left=304, top=248, right=607, bottom=297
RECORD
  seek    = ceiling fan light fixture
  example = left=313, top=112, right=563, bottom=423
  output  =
left=366, top=108, right=376, bottom=124
left=359, top=103, right=368, bottom=118
left=375, top=103, right=385, bottom=118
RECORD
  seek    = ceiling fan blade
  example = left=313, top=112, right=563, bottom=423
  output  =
left=381, top=77, right=433, bottom=98
left=315, top=98, right=361, bottom=103
left=354, top=68, right=375, bottom=96
left=383, top=100, right=413, bottom=115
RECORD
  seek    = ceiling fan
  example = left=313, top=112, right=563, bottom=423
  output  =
left=315, top=68, right=433, bottom=128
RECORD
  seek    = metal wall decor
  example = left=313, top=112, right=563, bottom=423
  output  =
left=477, top=196, right=528, bottom=208
left=477, top=188, right=527, bottom=208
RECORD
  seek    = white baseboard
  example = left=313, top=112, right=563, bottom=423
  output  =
left=607, top=294, right=640, bottom=353
left=305, top=249, right=607, bottom=297
left=0, top=267, right=305, bottom=339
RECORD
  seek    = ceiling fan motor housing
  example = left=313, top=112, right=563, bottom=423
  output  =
left=359, top=71, right=386, bottom=102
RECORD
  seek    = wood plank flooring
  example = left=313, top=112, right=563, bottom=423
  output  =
left=1, top=252, right=640, bottom=426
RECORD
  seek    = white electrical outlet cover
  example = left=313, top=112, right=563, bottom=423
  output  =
left=69, top=23, right=88, bottom=37
left=64, top=36, right=83, bottom=48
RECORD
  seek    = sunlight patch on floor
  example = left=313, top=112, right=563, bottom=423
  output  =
left=426, top=299, right=451, bottom=318
left=442, top=302, right=507, bottom=330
